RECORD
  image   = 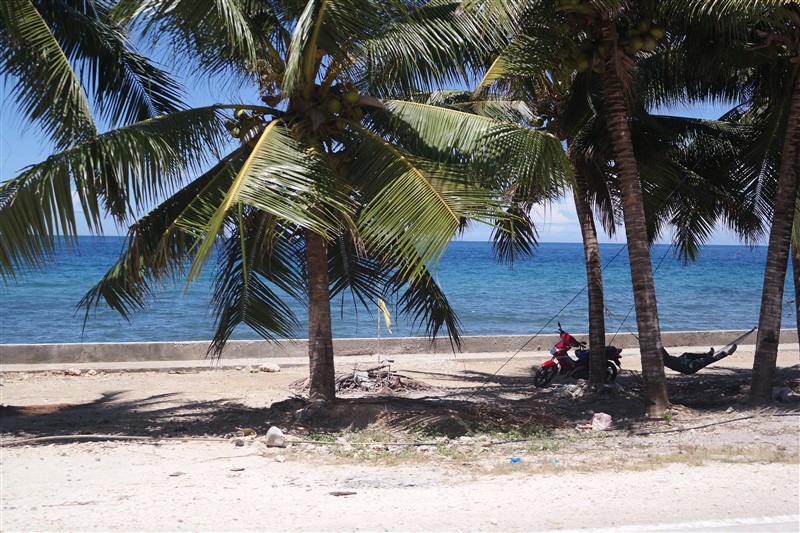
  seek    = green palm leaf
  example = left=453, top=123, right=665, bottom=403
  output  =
left=382, top=100, right=572, bottom=192
left=187, top=120, right=353, bottom=280
left=77, top=147, right=251, bottom=321
left=114, top=0, right=259, bottom=80
left=0, top=107, right=228, bottom=279
left=1, top=0, right=97, bottom=149
left=209, top=219, right=301, bottom=353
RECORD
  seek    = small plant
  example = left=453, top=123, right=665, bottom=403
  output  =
left=663, top=409, right=673, bottom=424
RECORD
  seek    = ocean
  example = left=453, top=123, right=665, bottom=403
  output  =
left=0, top=237, right=794, bottom=344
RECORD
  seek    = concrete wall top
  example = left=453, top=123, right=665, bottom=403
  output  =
left=0, top=329, right=795, bottom=365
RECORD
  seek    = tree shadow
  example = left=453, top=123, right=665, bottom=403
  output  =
left=2, top=365, right=796, bottom=444
left=0, top=390, right=273, bottom=441
left=666, top=364, right=800, bottom=411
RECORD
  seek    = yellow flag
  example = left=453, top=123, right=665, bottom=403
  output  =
left=377, top=298, right=392, bottom=334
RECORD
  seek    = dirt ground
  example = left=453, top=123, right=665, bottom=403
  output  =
left=1, top=346, right=799, bottom=532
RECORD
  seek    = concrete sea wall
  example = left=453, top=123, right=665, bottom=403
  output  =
left=1, top=329, right=796, bottom=365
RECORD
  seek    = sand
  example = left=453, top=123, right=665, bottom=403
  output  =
left=1, top=344, right=798, bottom=532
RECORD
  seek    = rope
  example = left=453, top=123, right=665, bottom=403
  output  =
left=607, top=241, right=675, bottom=345
left=467, top=157, right=735, bottom=393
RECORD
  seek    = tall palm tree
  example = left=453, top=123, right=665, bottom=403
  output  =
left=468, top=2, right=764, bottom=415
left=660, top=0, right=799, bottom=404
left=1, top=0, right=570, bottom=401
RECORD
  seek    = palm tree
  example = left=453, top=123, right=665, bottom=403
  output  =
left=659, top=0, right=799, bottom=404
left=1, top=0, right=569, bottom=401
left=0, top=0, right=183, bottom=274
left=471, top=0, right=765, bottom=399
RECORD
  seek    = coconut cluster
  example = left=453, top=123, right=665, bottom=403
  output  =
left=621, top=19, right=666, bottom=56
left=555, top=1, right=668, bottom=75
left=224, top=108, right=265, bottom=145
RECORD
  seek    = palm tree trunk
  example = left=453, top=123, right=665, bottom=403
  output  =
left=572, top=163, right=607, bottom=385
left=600, top=38, right=669, bottom=416
left=305, top=229, right=336, bottom=401
left=793, top=242, right=800, bottom=353
left=750, top=70, right=800, bottom=405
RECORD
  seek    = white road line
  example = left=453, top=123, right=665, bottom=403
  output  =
left=550, top=514, right=800, bottom=532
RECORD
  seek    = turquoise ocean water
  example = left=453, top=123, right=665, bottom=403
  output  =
left=0, top=237, right=794, bottom=344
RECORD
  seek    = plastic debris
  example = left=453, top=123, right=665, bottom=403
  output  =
left=590, top=412, right=613, bottom=431
left=265, top=426, right=286, bottom=447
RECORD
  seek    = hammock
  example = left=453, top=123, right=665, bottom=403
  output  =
left=662, top=327, right=756, bottom=375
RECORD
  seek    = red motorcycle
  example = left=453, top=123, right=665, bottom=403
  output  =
left=533, top=323, right=622, bottom=387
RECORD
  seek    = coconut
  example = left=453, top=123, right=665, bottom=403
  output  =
left=234, top=108, right=249, bottom=119
left=324, top=99, right=342, bottom=114
left=343, top=89, right=360, bottom=105
left=641, top=37, right=657, bottom=52
left=649, top=27, right=665, bottom=40
left=628, top=37, right=645, bottom=52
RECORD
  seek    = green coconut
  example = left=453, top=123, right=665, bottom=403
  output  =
left=343, top=89, right=360, bottom=105
left=641, top=37, right=657, bottom=52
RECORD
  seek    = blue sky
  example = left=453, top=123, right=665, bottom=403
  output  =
left=0, top=83, right=746, bottom=245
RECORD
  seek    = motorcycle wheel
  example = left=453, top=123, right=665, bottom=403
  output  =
left=605, top=361, right=618, bottom=382
left=534, top=365, right=558, bottom=387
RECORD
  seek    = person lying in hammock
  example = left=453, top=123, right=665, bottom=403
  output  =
left=661, top=344, right=737, bottom=375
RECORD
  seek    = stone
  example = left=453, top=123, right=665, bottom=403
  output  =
left=65, top=368, right=82, bottom=376
left=265, top=426, right=286, bottom=447
left=259, top=363, right=281, bottom=373
left=772, top=387, right=791, bottom=402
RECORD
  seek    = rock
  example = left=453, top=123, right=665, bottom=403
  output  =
left=275, top=455, right=286, bottom=463
left=259, top=363, right=281, bottom=373
left=65, top=368, right=82, bottom=376
left=248, top=366, right=259, bottom=373
left=772, top=387, right=791, bottom=402
left=265, top=426, right=286, bottom=447
left=336, top=436, right=353, bottom=451
left=85, top=369, right=97, bottom=376
left=233, top=438, right=245, bottom=447
left=353, top=371, right=370, bottom=384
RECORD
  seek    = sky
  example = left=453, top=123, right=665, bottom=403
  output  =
left=0, top=81, right=746, bottom=246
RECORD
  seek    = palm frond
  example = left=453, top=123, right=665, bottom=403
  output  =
left=208, top=216, right=301, bottom=354
left=77, top=146, right=251, bottom=321
left=349, top=122, right=506, bottom=279
left=282, top=0, right=325, bottom=96
left=115, top=0, right=259, bottom=81
left=381, top=100, right=572, bottom=193
left=474, top=32, right=565, bottom=94
left=0, top=107, right=229, bottom=280
left=390, top=263, right=464, bottom=350
left=359, top=0, right=511, bottom=96
left=491, top=204, right=539, bottom=265
left=1, top=0, right=97, bottom=149
left=187, top=120, right=352, bottom=280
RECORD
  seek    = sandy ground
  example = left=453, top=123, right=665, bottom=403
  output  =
left=1, top=344, right=799, bottom=532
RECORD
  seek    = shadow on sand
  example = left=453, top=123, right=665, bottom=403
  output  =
left=2, top=365, right=797, bottom=444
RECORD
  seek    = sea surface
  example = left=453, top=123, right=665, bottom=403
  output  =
left=0, top=237, right=794, bottom=344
